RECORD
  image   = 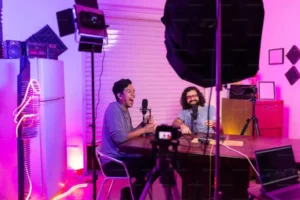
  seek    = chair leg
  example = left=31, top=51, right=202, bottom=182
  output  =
left=97, top=177, right=108, bottom=200
left=128, top=178, right=135, bottom=200
left=107, top=179, right=114, bottom=199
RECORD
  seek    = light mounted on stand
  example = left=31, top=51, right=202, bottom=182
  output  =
left=56, top=2, right=108, bottom=199
left=56, top=3, right=108, bottom=52
left=161, top=0, right=265, bottom=199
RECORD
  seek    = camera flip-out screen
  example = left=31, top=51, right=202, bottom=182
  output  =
left=155, top=125, right=181, bottom=141
left=158, top=131, right=172, bottom=140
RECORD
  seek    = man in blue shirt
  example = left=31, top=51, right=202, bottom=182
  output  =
left=100, top=79, right=156, bottom=200
left=172, top=86, right=217, bottom=134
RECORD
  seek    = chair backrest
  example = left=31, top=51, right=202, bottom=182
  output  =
left=95, top=146, right=132, bottom=180
left=95, top=146, right=107, bottom=177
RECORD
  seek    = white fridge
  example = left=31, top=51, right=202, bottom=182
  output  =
left=0, top=58, right=67, bottom=200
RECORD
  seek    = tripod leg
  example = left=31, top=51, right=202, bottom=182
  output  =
left=160, top=163, right=180, bottom=200
left=171, top=184, right=181, bottom=200
left=253, top=117, right=260, bottom=137
left=162, top=185, right=180, bottom=200
left=139, top=166, right=159, bottom=200
left=240, top=117, right=251, bottom=135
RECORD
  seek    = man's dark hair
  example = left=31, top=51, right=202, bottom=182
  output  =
left=112, top=79, right=132, bottom=101
left=180, top=86, right=205, bottom=109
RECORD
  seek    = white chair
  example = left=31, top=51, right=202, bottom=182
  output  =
left=95, top=147, right=135, bottom=200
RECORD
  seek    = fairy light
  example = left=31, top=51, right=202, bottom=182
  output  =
left=52, top=183, right=88, bottom=200
left=13, top=79, right=41, bottom=135
left=13, top=79, right=41, bottom=200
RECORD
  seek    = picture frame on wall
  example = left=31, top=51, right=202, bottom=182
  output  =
left=258, top=81, right=275, bottom=100
left=269, top=48, right=284, bottom=65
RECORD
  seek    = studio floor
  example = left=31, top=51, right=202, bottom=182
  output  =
left=59, top=170, right=182, bottom=200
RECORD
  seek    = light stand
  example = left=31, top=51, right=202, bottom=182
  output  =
left=56, top=4, right=108, bottom=200
left=78, top=36, right=106, bottom=200
left=90, top=45, right=97, bottom=200
left=214, top=0, right=222, bottom=199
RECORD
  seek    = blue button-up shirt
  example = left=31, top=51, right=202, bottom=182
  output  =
left=100, top=102, right=141, bottom=165
left=178, top=105, right=216, bottom=134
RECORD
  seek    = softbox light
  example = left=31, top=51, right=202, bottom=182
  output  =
left=161, top=0, right=265, bottom=88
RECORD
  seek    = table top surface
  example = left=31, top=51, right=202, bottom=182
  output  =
left=119, top=134, right=300, bottom=163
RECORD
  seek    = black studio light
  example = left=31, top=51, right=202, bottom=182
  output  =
left=161, top=0, right=264, bottom=199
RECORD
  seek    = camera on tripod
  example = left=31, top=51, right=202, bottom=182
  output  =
left=240, top=85, right=261, bottom=137
left=155, top=125, right=181, bottom=141
left=139, top=125, right=181, bottom=200
left=242, top=85, right=257, bottom=95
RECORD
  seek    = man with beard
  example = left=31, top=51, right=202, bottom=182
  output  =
left=172, top=86, right=217, bottom=134
left=100, top=79, right=156, bottom=200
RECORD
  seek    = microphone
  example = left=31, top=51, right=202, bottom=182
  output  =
left=191, top=104, right=198, bottom=121
left=140, top=99, right=152, bottom=137
left=141, top=99, right=148, bottom=115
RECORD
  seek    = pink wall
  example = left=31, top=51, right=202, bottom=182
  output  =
left=257, top=0, right=300, bottom=138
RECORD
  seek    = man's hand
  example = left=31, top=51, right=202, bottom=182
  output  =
left=180, top=124, right=192, bottom=134
left=143, top=123, right=155, bottom=134
left=144, top=115, right=154, bottom=124
left=205, top=120, right=215, bottom=128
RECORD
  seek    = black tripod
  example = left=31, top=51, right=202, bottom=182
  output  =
left=240, top=93, right=260, bottom=137
left=139, top=139, right=180, bottom=200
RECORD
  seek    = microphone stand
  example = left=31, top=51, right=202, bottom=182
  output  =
left=190, top=111, right=196, bottom=133
left=141, top=108, right=152, bottom=136
left=214, top=0, right=222, bottom=199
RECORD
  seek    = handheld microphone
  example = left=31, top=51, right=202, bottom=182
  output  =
left=141, top=99, right=148, bottom=115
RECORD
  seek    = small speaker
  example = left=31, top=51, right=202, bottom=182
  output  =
left=3, top=40, right=22, bottom=59
left=47, top=44, right=59, bottom=60
left=24, top=42, right=47, bottom=58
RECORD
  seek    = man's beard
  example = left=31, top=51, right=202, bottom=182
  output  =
left=187, top=100, right=200, bottom=109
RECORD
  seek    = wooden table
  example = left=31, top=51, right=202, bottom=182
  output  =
left=119, top=135, right=300, bottom=200
left=120, top=135, right=300, bottom=163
